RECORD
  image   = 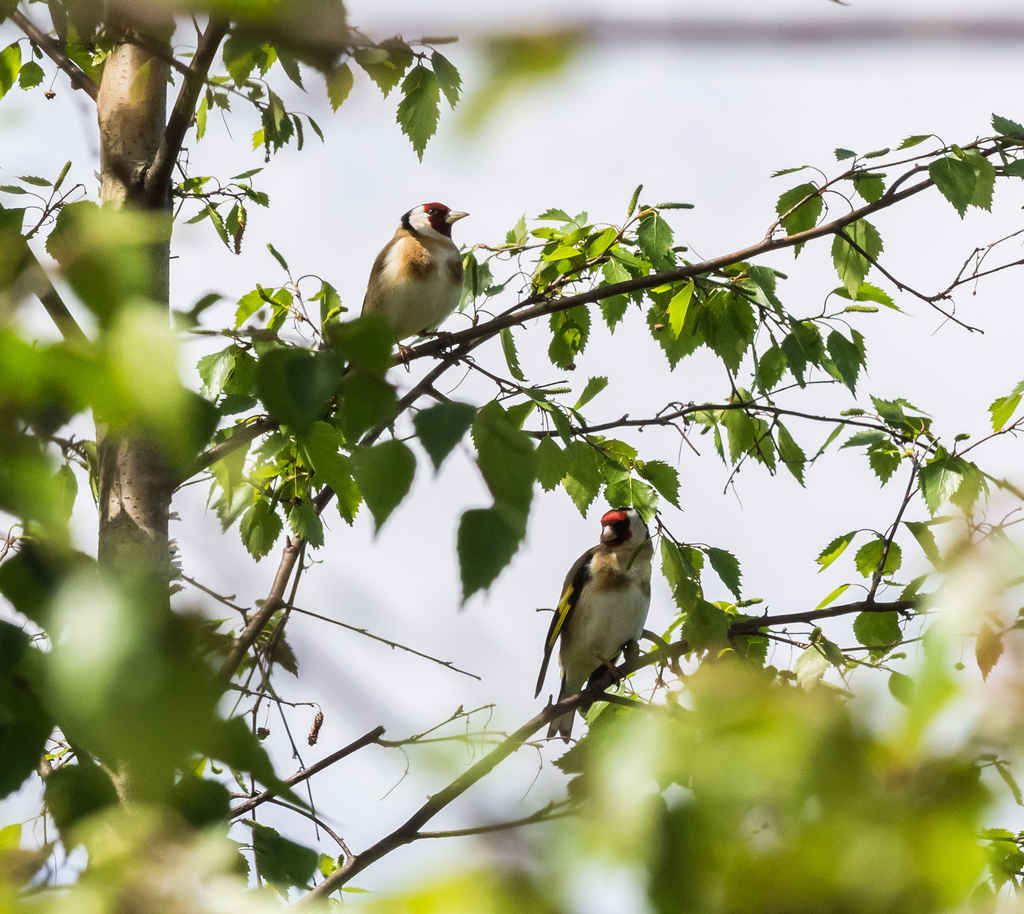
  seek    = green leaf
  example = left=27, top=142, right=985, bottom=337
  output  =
left=867, top=441, right=901, bottom=484
left=852, top=172, right=885, bottom=203
left=413, top=401, right=476, bottom=471
left=234, top=287, right=266, bottom=328
left=355, top=43, right=413, bottom=97
left=604, top=476, right=658, bottom=521
left=431, top=51, right=461, bottom=107
left=326, top=62, right=353, bottom=110
left=500, top=328, right=526, bottom=381
left=574, top=376, right=608, bottom=411
left=626, top=184, right=642, bottom=216
left=826, top=329, right=863, bottom=393
left=396, top=65, right=440, bottom=160
left=239, top=500, right=283, bottom=560
left=251, top=822, right=318, bottom=889
left=976, top=625, right=1004, bottom=681
left=667, top=280, right=693, bottom=338
left=255, top=348, right=339, bottom=434
left=815, top=582, right=850, bottom=610
left=834, top=147, right=856, bottom=160
left=817, top=531, right=856, bottom=570
left=335, top=372, right=396, bottom=441
left=683, top=599, right=731, bottom=653
left=637, top=211, right=674, bottom=270
left=170, top=773, right=231, bottom=828
left=854, top=538, right=902, bottom=578
left=44, top=762, right=117, bottom=839
left=548, top=305, right=591, bottom=369
left=706, top=547, right=741, bottom=599
left=898, top=134, right=931, bottom=149
left=889, top=670, right=913, bottom=704
left=904, top=520, right=940, bottom=565
left=288, top=499, right=324, bottom=548
left=795, top=645, right=830, bottom=688
left=350, top=440, right=416, bottom=532
left=0, top=43, right=21, bottom=100
left=929, top=156, right=976, bottom=218
left=776, top=422, right=806, bottom=485
left=54, top=464, right=77, bottom=521
left=853, top=610, right=901, bottom=648
left=988, top=380, right=1024, bottom=431
left=458, top=507, right=525, bottom=601
left=992, top=113, right=1024, bottom=139
left=964, top=152, right=996, bottom=211
left=919, top=456, right=963, bottom=516
left=535, top=437, right=568, bottom=491
left=303, top=422, right=360, bottom=521
left=831, top=219, right=882, bottom=297
left=472, top=402, right=535, bottom=517
left=327, top=313, right=394, bottom=375
left=563, top=441, right=602, bottom=515
left=775, top=182, right=822, bottom=251
left=832, top=281, right=898, bottom=310
left=17, top=60, right=43, bottom=89
left=755, top=345, right=787, bottom=392
left=638, top=460, right=680, bottom=508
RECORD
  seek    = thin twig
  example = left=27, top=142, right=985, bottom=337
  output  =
left=11, top=10, right=99, bottom=100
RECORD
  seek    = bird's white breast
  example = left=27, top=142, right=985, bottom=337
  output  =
left=377, top=238, right=460, bottom=340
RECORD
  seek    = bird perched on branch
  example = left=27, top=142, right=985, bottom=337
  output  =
left=536, top=507, right=653, bottom=742
left=361, top=202, right=468, bottom=352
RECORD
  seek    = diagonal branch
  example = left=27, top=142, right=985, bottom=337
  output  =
left=229, top=726, right=384, bottom=818
left=144, top=17, right=229, bottom=205
left=302, top=597, right=915, bottom=899
left=11, top=9, right=99, bottom=100
left=17, top=240, right=88, bottom=343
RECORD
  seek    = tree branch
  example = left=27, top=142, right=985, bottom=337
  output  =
left=17, top=241, right=88, bottom=343
left=144, top=17, right=229, bottom=205
left=180, top=417, right=277, bottom=486
left=229, top=726, right=384, bottom=818
left=11, top=9, right=99, bottom=100
left=303, top=596, right=915, bottom=899
left=416, top=802, right=573, bottom=839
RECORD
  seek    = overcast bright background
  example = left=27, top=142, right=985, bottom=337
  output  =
left=3, top=0, right=1024, bottom=907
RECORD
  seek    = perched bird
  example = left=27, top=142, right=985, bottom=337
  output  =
left=361, top=202, right=469, bottom=346
left=536, top=507, right=653, bottom=742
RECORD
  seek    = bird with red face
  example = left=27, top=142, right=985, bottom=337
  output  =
left=361, top=202, right=469, bottom=344
left=536, top=507, right=653, bottom=742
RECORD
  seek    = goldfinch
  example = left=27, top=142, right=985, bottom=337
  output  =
left=361, top=202, right=469, bottom=342
left=536, top=507, right=653, bottom=742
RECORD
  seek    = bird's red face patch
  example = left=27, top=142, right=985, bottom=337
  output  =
left=600, top=509, right=629, bottom=527
left=421, top=202, right=452, bottom=236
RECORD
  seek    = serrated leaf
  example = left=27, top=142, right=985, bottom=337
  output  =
left=563, top=441, right=602, bottom=515
left=396, top=65, right=440, bottom=161
left=17, top=60, right=43, bottom=89
left=0, top=43, right=21, bottom=100
left=499, top=328, right=525, bottom=381
left=775, top=182, right=822, bottom=250
left=776, top=422, right=806, bottom=485
left=795, top=645, right=830, bottom=688
left=706, top=547, right=741, bottom=599
left=548, top=305, right=590, bottom=369
left=239, top=500, right=282, bottom=560
left=853, top=610, right=901, bottom=648
left=815, top=582, right=850, bottom=610
left=683, top=599, right=731, bottom=653
left=904, top=520, right=940, bottom=565
left=413, top=401, right=476, bottom=471
left=472, top=402, right=535, bottom=516
left=350, top=441, right=415, bottom=532
left=964, top=152, right=996, bottom=211
left=834, top=147, right=856, bottom=160
left=831, top=219, right=882, bottom=297
left=755, top=345, right=787, bottom=392
left=304, top=422, right=360, bottom=522
left=638, top=460, right=680, bottom=508
left=832, top=281, right=898, bottom=310
left=574, top=376, right=608, bottom=411
left=992, top=113, right=1024, bottom=139
left=255, top=348, right=339, bottom=434
left=826, top=329, right=863, bottom=393
left=355, top=43, right=413, bottom=96
left=535, top=437, right=568, bottom=491
left=431, top=51, right=461, bottom=107
left=898, top=134, right=931, bottom=149
left=604, top=475, right=658, bottom=521
left=817, top=531, right=856, bottom=570
left=458, top=507, right=524, bottom=600
left=852, top=172, right=885, bottom=203
left=854, top=538, right=902, bottom=578
left=929, top=156, right=976, bottom=218
left=867, top=441, right=901, bottom=484
left=667, top=279, right=693, bottom=338
left=919, top=456, right=963, bottom=516
left=287, top=500, right=324, bottom=548
left=326, top=62, right=353, bottom=110
left=637, top=211, right=674, bottom=270
left=988, top=380, right=1024, bottom=431
left=251, top=822, right=318, bottom=889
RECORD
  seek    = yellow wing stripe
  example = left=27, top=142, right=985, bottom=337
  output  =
left=547, top=585, right=574, bottom=648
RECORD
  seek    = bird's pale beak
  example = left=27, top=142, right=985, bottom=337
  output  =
left=445, top=211, right=469, bottom=224
left=601, top=524, right=618, bottom=544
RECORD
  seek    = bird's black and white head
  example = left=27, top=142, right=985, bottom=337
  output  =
left=402, top=202, right=469, bottom=242
left=599, top=507, right=649, bottom=547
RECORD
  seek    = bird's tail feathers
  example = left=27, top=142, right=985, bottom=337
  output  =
left=547, top=675, right=576, bottom=743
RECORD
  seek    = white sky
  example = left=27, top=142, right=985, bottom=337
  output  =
left=2, top=0, right=1024, bottom=908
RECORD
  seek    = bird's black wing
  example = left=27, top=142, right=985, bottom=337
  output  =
left=534, top=546, right=596, bottom=698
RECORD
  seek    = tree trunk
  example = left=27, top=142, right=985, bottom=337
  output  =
left=95, top=36, right=172, bottom=580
